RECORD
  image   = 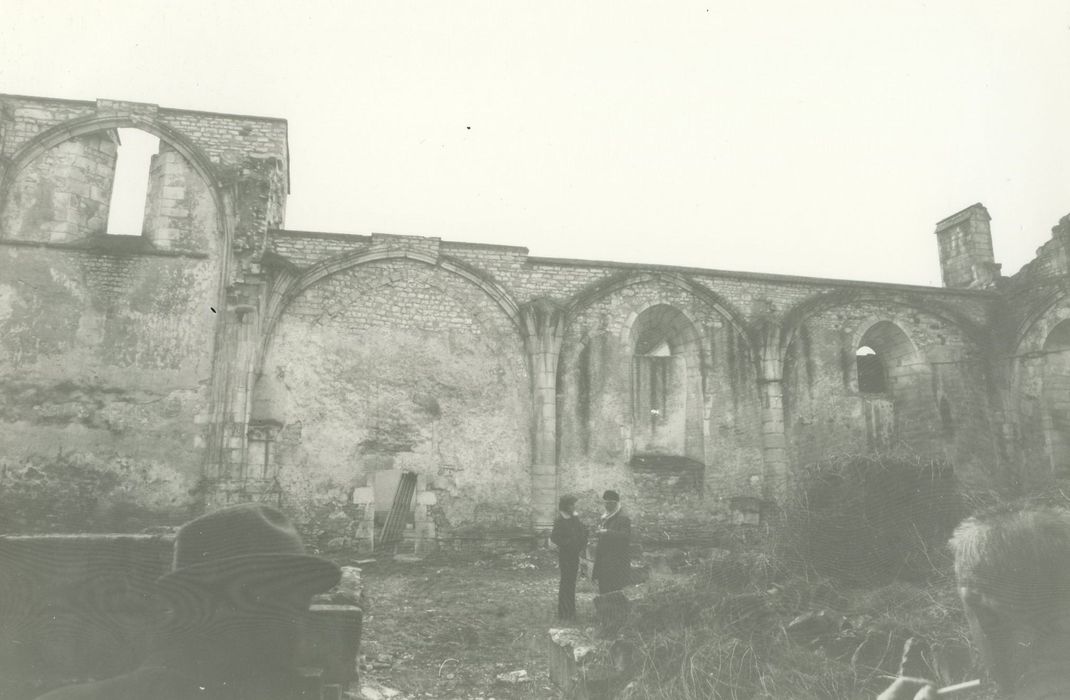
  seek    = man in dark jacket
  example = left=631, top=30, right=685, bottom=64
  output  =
left=550, top=494, right=587, bottom=620
left=592, top=490, right=631, bottom=594
left=35, top=503, right=341, bottom=700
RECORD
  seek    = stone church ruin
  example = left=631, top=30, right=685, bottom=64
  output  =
left=1, top=93, right=1069, bottom=543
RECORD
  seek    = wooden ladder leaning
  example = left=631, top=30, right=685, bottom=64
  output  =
left=376, top=471, right=417, bottom=552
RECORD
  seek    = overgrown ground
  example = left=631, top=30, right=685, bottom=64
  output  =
left=351, top=544, right=993, bottom=700
left=347, top=454, right=1015, bottom=699
left=355, top=547, right=575, bottom=699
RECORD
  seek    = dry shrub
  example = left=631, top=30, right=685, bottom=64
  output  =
left=781, top=452, right=963, bottom=586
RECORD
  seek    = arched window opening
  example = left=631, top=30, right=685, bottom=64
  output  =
left=106, top=128, right=160, bottom=236
left=855, top=320, right=924, bottom=449
left=2, top=126, right=214, bottom=250
left=643, top=340, right=673, bottom=428
left=629, top=305, right=704, bottom=460
left=856, top=345, right=886, bottom=393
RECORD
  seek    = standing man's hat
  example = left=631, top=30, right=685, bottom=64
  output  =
left=158, top=503, right=341, bottom=594
left=602, top=490, right=620, bottom=502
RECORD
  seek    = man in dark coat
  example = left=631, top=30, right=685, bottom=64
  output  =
left=592, top=490, right=631, bottom=594
left=35, top=503, right=341, bottom=700
left=550, top=494, right=587, bottom=620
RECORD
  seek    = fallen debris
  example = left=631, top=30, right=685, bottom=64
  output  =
left=494, top=669, right=531, bottom=684
left=355, top=678, right=406, bottom=700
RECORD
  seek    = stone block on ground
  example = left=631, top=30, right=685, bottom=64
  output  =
left=315, top=566, right=364, bottom=608
left=355, top=679, right=406, bottom=700
left=495, top=668, right=531, bottom=684
left=547, top=627, right=623, bottom=700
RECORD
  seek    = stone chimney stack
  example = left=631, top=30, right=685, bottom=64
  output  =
left=934, top=203, right=1001, bottom=289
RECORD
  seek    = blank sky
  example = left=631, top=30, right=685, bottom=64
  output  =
left=2, top=0, right=1068, bottom=286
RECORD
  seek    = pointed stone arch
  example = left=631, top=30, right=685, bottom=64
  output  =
left=563, top=269, right=755, bottom=352
left=256, top=247, right=524, bottom=376
left=780, top=289, right=988, bottom=357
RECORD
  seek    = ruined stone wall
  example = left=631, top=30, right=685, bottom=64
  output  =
left=0, top=132, right=118, bottom=243
left=988, top=214, right=1070, bottom=491
left=783, top=302, right=998, bottom=491
left=1007, top=292, right=1070, bottom=489
left=8, top=91, right=1064, bottom=540
left=556, top=278, right=763, bottom=536
left=0, top=94, right=289, bottom=532
left=264, top=230, right=1002, bottom=535
left=0, top=241, right=221, bottom=526
left=0, top=95, right=287, bottom=176
left=257, top=257, right=532, bottom=532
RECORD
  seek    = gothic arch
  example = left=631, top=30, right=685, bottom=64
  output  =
left=625, top=304, right=706, bottom=459
left=256, top=247, right=524, bottom=375
left=0, top=114, right=230, bottom=241
left=562, top=269, right=755, bottom=351
left=0, top=115, right=234, bottom=308
left=780, top=289, right=988, bottom=355
left=1014, top=287, right=1070, bottom=357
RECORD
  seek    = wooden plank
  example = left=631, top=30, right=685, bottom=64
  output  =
left=376, top=472, right=417, bottom=550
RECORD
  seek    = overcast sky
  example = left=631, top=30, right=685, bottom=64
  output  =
left=3, top=1, right=1069, bottom=286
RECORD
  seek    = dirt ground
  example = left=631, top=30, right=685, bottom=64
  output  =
left=355, top=547, right=586, bottom=700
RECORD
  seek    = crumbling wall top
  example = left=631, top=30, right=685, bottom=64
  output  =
left=0, top=93, right=289, bottom=192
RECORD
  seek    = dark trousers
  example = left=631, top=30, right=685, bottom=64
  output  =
left=557, top=553, right=579, bottom=620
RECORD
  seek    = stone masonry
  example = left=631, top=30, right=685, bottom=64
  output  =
left=1, top=92, right=1069, bottom=540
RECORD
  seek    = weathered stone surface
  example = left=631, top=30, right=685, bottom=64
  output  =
left=356, top=679, right=406, bottom=700
left=1, top=91, right=1069, bottom=544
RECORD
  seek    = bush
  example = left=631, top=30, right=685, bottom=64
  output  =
left=780, top=452, right=963, bottom=586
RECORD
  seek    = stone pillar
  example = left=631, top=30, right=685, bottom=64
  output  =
left=521, top=300, right=566, bottom=531
left=413, top=491, right=438, bottom=555
left=351, top=487, right=376, bottom=552
left=758, top=330, right=788, bottom=502
left=143, top=142, right=191, bottom=251
left=204, top=282, right=263, bottom=494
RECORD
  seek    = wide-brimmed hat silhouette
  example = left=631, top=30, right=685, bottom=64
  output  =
left=157, top=503, right=341, bottom=595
